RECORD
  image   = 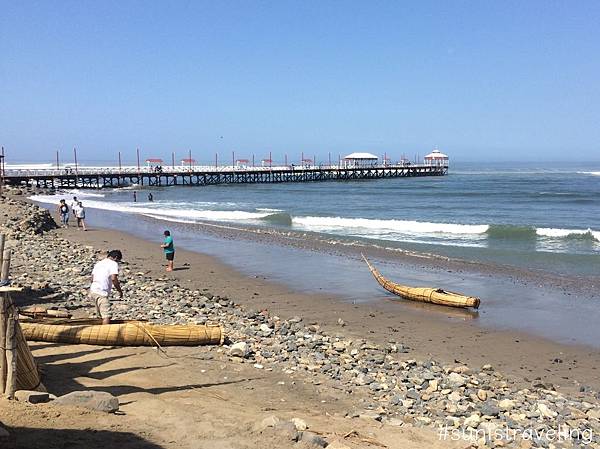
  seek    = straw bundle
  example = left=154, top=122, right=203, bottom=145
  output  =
left=15, top=322, right=42, bottom=391
left=21, top=320, right=224, bottom=347
left=362, top=255, right=480, bottom=309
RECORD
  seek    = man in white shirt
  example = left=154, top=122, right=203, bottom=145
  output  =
left=70, top=196, right=79, bottom=216
left=89, top=250, right=124, bottom=324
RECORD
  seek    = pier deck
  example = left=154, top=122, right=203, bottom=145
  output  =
left=4, top=164, right=447, bottom=189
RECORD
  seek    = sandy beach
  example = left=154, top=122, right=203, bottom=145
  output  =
left=2, top=193, right=600, bottom=449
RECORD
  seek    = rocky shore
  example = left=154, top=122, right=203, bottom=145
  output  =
left=2, top=193, right=600, bottom=448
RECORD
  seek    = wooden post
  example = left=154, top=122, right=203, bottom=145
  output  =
left=4, top=295, right=16, bottom=398
left=0, top=294, right=6, bottom=394
left=0, top=147, right=5, bottom=197
left=0, top=234, right=5, bottom=269
left=1, top=250, right=10, bottom=283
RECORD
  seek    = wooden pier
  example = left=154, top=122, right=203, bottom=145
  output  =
left=4, top=164, right=447, bottom=189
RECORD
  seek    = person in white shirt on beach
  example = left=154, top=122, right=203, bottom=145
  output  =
left=89, top=250, right=123, bottom=324
left=70, top=196, right=79, bottom=216
left=75, top=201, right=87, bottom=231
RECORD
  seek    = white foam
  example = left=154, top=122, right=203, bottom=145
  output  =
left=577, top=171, right=600, bottom=176
left=536, top=227, right=600, bottom=241
left=292, top=216, right=489, bottom=235
left=30, top=196, right=270, bottom=222
left=63, top=189, right=106, bottom=198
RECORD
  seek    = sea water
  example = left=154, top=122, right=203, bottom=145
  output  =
left=32, top=161, right=600, bottom=277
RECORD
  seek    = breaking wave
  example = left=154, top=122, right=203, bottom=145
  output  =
left=292, top=216, right=489, bottom=235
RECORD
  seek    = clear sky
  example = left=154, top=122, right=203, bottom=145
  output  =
left=1, top=1, right=599, bottom=164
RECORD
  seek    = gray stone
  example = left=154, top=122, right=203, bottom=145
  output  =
left=300, top=431, right=328, bottom=447
left=228, top=342, right=249, bottom=358
left=274, top=421, right=300, bottom=441
left=54, top=390, right=119, bottom=413
left=481, top=402, right=500, bottom=417
left=14, top=390, right=49, bottom=404
left=447, top=372, right=466, bottom=388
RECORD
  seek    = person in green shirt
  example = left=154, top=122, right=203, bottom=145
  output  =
left=160, top=230, right=175, bottom=272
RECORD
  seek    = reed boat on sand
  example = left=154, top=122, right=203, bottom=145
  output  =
left=362, top=255, right=480, bottom=309
left=20, top=318, right=224, bottom=347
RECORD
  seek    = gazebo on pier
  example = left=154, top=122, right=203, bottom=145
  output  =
left=342, top=152, right=378, bottom=168
left=180, top=158, right=196, bottom=168
left=424, top=149, right=449, bottom=167
left=145, top=158, right=163, bottom=167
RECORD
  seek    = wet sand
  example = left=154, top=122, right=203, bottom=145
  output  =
left=53, top=209, right=600, bottom=396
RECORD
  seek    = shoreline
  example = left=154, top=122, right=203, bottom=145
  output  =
left=43, top=202, right=600, bottom=395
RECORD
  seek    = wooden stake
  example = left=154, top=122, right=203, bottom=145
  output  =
left=4, top=295, right=16, bottom=397
left=1, top=249, right=10, bottom=283
left=0, top=294, right=7, bottom=394
left=0, top=234, right=5, bottom=269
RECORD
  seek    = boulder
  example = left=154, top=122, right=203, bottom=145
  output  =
left=54, top=391, right=119, bottom=413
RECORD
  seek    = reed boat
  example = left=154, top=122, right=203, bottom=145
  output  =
left=362, top=255, right=480, bottom=309
left=19, top=317, right=224, bottom=347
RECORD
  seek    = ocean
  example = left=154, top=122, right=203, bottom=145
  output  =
left=31, top=161, right=600, bottom=277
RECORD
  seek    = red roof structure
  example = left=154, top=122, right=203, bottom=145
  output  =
left=145, top=158, right=163, bottom=163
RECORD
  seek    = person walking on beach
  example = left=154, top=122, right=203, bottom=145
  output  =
left=75, top=201, right=87, bottom=231
left=57, top=199, right=69, bottom=227
left=89, top=250, right=123, bottom=325
left=71, top=202, right=81, bottom=227
left=133, top=191, right=137, bottom=202
left=148, top=192, right=154, bottom=202
left=70, top=196, right=78, bottom=216
left=161, top=230, right=175, bottom=272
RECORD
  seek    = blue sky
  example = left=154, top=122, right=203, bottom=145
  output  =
left=1, top=1, right=599, bottom=164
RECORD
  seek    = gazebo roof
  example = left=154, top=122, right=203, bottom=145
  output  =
left=343, top=152, right=378, bottom=160
left=145, top=158, right=163, bottom=163
left=424, top=150, right=448, bottom=159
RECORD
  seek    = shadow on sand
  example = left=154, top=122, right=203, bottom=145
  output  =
left=33, top=343, right=257, bottom=397
left=5, top=426, right=165, bottom=449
